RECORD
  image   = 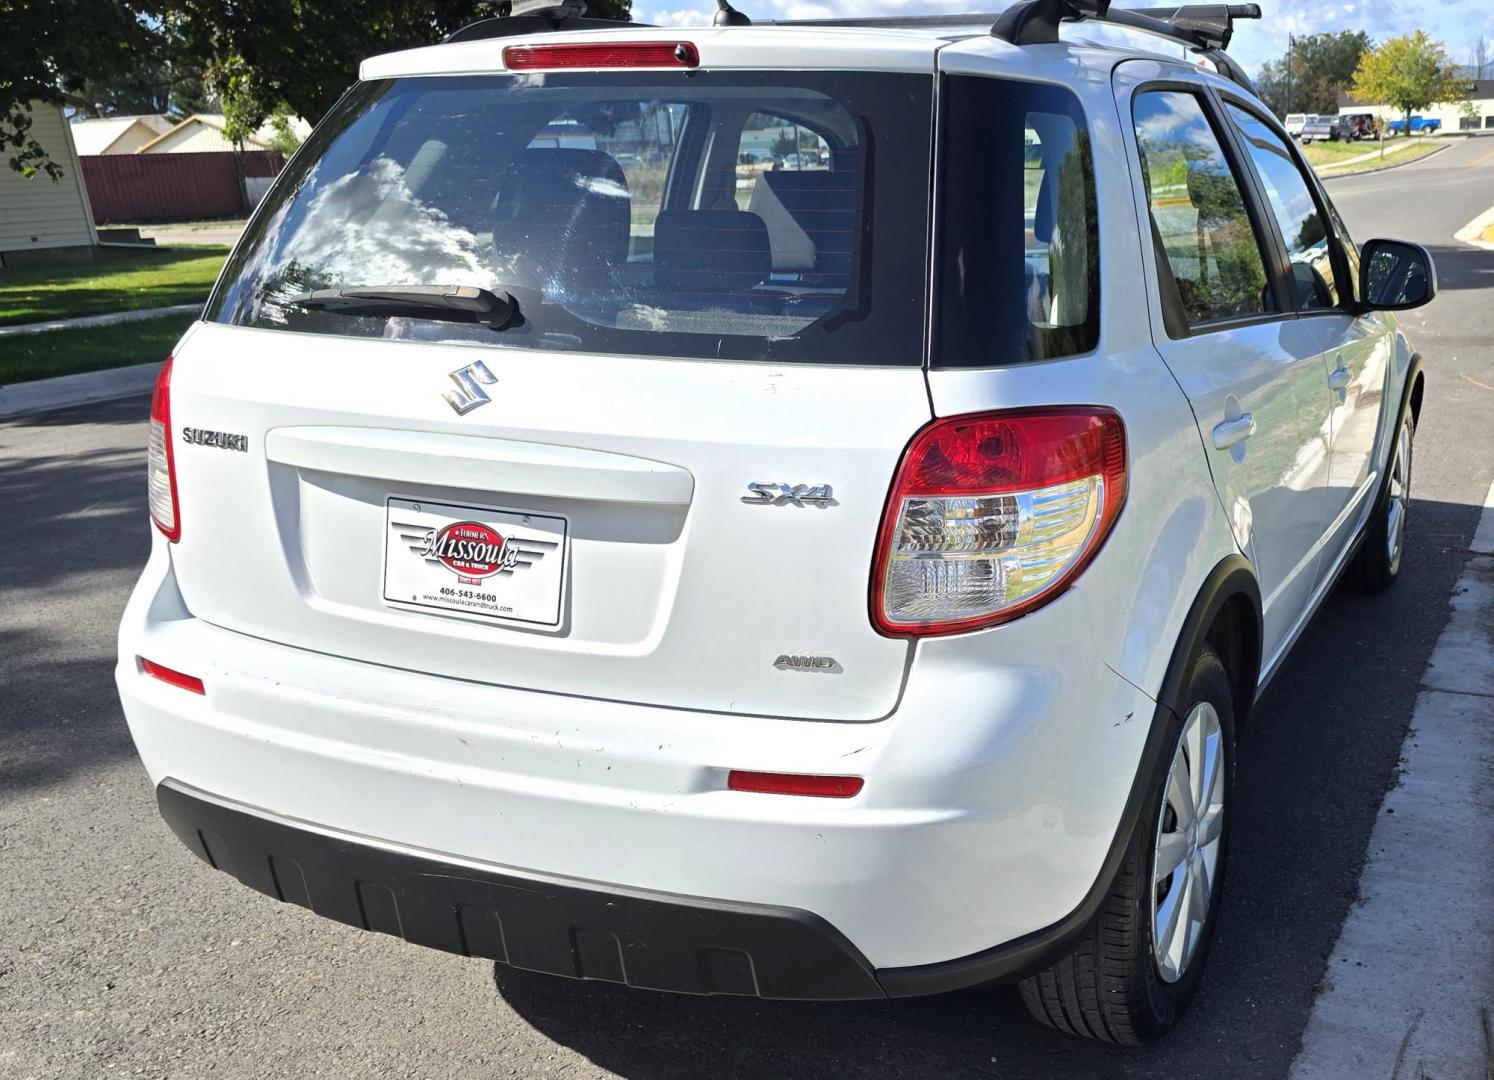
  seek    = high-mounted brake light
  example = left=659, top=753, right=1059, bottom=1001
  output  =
left=503, top=42, right=700, bottom=71
left=871, top=407, right=1127, bottom=637
left=140, top=658, right=205, bottom=695
left=147, top=356, right=180, bottom=542
left=727, top=771, right=864, bottom=798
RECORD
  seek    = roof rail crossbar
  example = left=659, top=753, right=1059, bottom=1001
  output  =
left=443, top=0, right=649, bottom=44
left=759, top=13, right=1004, bottom=28
left=991, top=0, right=1260, bottom=91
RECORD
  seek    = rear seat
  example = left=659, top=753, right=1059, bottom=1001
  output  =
left=653, top=209, right=772, bottom=296
left=746, top=171, right=857, bottom=284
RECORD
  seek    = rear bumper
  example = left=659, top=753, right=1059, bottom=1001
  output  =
left=157, top=780, right=885, bottom=999
left=118, top=537, right=1160, bottom=989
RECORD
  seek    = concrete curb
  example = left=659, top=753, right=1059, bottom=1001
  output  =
left=1453, top=203, right=1494, bottom=251
left=0, top=303, right=201, bottom=338
left=1320, top=139, right=1455, bottom=180
left=0, top=361, right=160, bottom=419
left=1288, top=480, right=1494, bottom=1080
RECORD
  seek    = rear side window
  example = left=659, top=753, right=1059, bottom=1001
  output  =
left=1133, top=90, right=1274, bottom=327
left=936, top=76, right=1099, bottom=367
left=1223, top=103, right=1340, bottom=310
left=207, top=71, right=932, bottom=366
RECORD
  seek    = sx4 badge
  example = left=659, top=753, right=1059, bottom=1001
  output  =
left=741, top=482, right=836, bottom=507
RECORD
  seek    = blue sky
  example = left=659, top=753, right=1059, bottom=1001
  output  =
left=634, top=0, right=1494, bottom=76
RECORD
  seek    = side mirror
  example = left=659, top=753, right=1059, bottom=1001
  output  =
left=1359, top=238, right=1437, bottom=311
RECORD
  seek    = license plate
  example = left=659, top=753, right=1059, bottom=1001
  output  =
left=383, top=497, right=567, bottom=629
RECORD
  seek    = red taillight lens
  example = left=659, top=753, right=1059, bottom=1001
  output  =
left=140, top=658, right=205, bottom=695
left=503, top=42, right=699, bottom=71
left=147, top=357, right=180, bottom=542
left=727, top=771, right=864, bottom=798
left=871, top=407, right=1127, bottom=637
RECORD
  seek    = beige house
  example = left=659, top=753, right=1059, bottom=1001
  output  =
left=135, top=112, right=312, bottom=154
left=137, top=113, right=267, bottom=153
left=1341, top=79, right=1494, bottom=132
left=0, top=102, right=98, bottom=266
left=70, top=114, right=173, bottom=155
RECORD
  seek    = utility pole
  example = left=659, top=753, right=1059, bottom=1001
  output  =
left=1286, top=33, right=1295, bottom=114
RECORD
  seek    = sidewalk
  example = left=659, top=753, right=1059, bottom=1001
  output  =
left=0, top=302, right=201, bottom=338
left=1289, top=481, right=1494, bottom=1080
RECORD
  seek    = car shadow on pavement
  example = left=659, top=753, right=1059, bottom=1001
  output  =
left=1421, top=243, right=1494, bottom=294
left=490, top=491, right=1486, bottom=1080
left=0, top=392, right=152, bottom=432
left=0, top=399, right=151, bottom=799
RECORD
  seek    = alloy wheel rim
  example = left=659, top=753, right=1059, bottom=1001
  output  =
left=1386, top=419, right=1412, bottom=573
left=1151, top=701, right=1225, bottom=984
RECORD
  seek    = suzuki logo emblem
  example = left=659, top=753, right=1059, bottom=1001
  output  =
left=443, top=360, right=498, bottom=415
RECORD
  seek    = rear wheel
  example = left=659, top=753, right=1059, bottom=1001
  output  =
left=1349, top=413, right=1414, bottom=592
left=1019, top=647, right=1234, bottom=1046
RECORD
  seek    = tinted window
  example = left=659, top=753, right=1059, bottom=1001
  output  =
left=1224, top=103, right=1339, bottom=310
left=936, top=76, right=1099, bottom=367
left=1133, top=90, right=1274, bottom=327
left=208, top=71, right=932, bottom=366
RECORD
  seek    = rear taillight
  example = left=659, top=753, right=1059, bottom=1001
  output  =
left=503, top=42, right=700, bottom=71
left=871, top=407, right=1127, bottom=636
left=147, top=357, right=180, bottom=542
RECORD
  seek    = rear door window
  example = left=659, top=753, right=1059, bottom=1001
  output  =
left=208, top=71, right=932, bottom=366
left=1132, top=90, right=1275, bottom=328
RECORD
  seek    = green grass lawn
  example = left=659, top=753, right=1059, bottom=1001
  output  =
left=1, top=314, right=195, bottom=384
left=1315, top=139, right=1446, bottom=176
left=0, top=246, right=227, bottom=326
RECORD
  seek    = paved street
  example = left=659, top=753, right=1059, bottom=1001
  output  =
left=2, top=138, right=1492, bottom=1079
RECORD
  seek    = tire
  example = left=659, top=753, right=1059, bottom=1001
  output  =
left=1348, top=413, right=1414, bottom=593
left=1019, top=647, right=1235, bottom=1046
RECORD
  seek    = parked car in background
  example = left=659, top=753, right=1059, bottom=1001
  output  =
left=1283, top=112, right=1309, bottom=138
left=1387, top=115, right=1442, bottom=135
left=1299, top=115, right=1345, bottom=143
left=1341, top=113, right=1377, bottom=140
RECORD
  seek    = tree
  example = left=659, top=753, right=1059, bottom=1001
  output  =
left=63, top=57, right=217, bottom=120
left=1, top=0, right=163, bottom=178
left=164, top=0, right=633, bottom=145
left=1255, top=31, right=1372, bottom=118
left=1351, top=31, right=1464, bottom=135
left=2, top=0, right=630, bottom=178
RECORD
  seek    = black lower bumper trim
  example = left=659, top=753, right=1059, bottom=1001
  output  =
left=156, top=781, right=885, bottom=1000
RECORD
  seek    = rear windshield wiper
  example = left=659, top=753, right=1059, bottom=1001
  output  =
left=289, top=284, right=518, bottom=330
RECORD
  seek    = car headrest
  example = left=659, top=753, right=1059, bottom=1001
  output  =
left=653, top=209, right=771, bottom=295
left=492, top=148, right=631, bottom=294
left=748, top=170, right=857, bottom=275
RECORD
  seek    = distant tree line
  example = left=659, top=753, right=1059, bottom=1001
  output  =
left=1252, top=28, right=1468, bottom=131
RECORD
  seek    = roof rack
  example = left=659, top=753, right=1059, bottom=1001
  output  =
left=440, top=0, right=1261, bottom=95
left=991, top=0, right=1261, bottom=90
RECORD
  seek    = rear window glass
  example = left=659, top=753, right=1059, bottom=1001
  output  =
left=207, top=71, right=932, bottom=366
left=934, top=75, right=1099, bottom=368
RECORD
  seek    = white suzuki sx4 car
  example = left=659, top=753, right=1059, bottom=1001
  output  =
left=115, top=0, right=1436, bottom=1046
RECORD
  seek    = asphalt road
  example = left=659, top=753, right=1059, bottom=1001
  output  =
left=2, top=137, right=1492, bottom=1080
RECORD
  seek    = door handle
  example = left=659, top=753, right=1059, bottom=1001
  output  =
left=1212, top=414, right=1257, bottom=450
left=1328, top=364, right=1352, bottom=391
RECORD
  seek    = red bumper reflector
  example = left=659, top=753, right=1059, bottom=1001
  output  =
left=504, top=42, right=700, bottom=71
left=141, top=658, right=205, bottom=695
left=727, top=771, right=864, bottom=798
